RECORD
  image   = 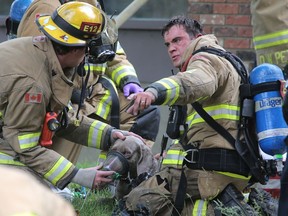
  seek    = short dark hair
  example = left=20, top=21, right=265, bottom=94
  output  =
left=51, top=40, right=84, bottom=55
left=161, top=15, right=204, bottom=38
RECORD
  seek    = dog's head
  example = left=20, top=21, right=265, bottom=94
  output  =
left=110, top=136, right=158, bottom=179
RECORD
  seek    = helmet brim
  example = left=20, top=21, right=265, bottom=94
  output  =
left=36, top=15, right=87, bottom=46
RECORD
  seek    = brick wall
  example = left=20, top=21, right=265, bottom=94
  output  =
left=187, top=0, right=255, bottom=71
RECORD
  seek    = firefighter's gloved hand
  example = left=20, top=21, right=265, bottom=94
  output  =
left=110, top=129, right=145, bottom=145
left=123, top=83, right=143, bottom=97
left=72, top=164, right=114, bottom=189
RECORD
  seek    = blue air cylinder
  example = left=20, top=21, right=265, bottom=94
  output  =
left=249, top=63, right=288, bottom=156
left=10, top=0, right=34, bottom=22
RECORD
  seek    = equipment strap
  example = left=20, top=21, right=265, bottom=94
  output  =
left=172, top=47, right=247, bottom=215
left=192, top=101, right=236, bottom=147
left=183, top=147, right=250, bottom=177
left=172, top=168, right=187, bottom=216
left=240, top=81, right=281, bottom=99
left=192, top=46, right=249, bottom=83
left=98, top=77, right=120, bottom=128
left=191, top=46, right=270, bottom=184
left=193, top=46, right=281, bottom=97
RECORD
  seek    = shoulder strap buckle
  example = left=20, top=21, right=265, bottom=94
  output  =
left=184, top=148, right=199, bottom=164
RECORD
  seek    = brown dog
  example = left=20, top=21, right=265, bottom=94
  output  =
left=109, top=135, right=159, bottom=199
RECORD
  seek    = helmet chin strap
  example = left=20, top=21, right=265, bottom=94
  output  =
left=74, top=60, right=90, bottom=120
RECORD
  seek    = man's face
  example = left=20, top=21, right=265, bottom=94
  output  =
left=163, top=25, right=193, bottom=68
left=64, top=47, right=86, bottom=68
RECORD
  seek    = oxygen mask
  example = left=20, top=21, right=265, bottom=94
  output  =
left=87, top=16, right=118, bottom=64
left=102, top=151, right=129, bottom=180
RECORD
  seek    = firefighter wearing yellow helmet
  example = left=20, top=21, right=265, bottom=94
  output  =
left=17, top=0, right=160, bottom=167
left=0, top=1, right=135, bottom=191
left=36, top=1, right=104, bottom=46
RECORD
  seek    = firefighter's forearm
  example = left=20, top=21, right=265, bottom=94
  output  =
left=56, top=114, right=113, bottom=150
left=72, top=168, right=97, bottom=189
left=145, top=87, right=158, bottom=101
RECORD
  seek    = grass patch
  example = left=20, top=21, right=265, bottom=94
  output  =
left=70, top=161, right=116, bottom=215
left=69, top=162, right=279, bottom=215
left=71, top=187, right=115, bottom=216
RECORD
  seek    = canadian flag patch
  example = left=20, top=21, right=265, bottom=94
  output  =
left=24, top=93, right=42, bottom=104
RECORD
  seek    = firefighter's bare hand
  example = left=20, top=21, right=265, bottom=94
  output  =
left=126, top=92, right=155, bottom=115
left=92, top=165, right=114, bottom=190
left=111, top=130, right=145, bottom=145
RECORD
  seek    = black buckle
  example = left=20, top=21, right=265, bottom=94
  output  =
left=184, top=149, right=199, bottom=164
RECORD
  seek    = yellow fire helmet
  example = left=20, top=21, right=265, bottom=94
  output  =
left=36, top=1, right=105, bottom=46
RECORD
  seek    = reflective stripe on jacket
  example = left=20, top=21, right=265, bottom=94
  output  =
left=253, top=29, right=288, bottom=50
left=84, top=42, right=140, bottom=89
left=0, top=151, right=73, bottom=185
left=17, top=0, right=141, bottom=123
left=95, top=77, right=117, bottom=120
left=149, top=34, right=241, bottom=150
left=0, top=37, right=113, bottom=189
left=251, top=0, right=288, bottom=70
left=186, top=104, right=240, bottom=128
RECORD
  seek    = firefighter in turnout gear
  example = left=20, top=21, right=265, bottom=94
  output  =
left=17, top=0, right=160, bottom=165
left=0, top=2, right=138, bottom=191
left=251, top=1, right=288, bottom=213
left=251, top=0, right=288, bottom=79
left=123, top=16, right=257, bottom=215
left=279, top=67, right=288, bottom=215
left=5, top=0, right=34, bottom=40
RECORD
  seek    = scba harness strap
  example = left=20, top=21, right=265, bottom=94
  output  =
left=172, top=47, right=279, bottom=215
left=183, top=146, right=250, bottom=177
left=190, top=46, right=281, bottom=184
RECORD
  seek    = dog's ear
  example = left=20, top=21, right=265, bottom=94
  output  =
left=137, top=140, right=158, bottom=176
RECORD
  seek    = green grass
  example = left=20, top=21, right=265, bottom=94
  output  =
left=69, top=162, right=279, bottom=215
left=71, top=188, right=115, bottom=216
left=70, top=161, right=116, bottom=216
